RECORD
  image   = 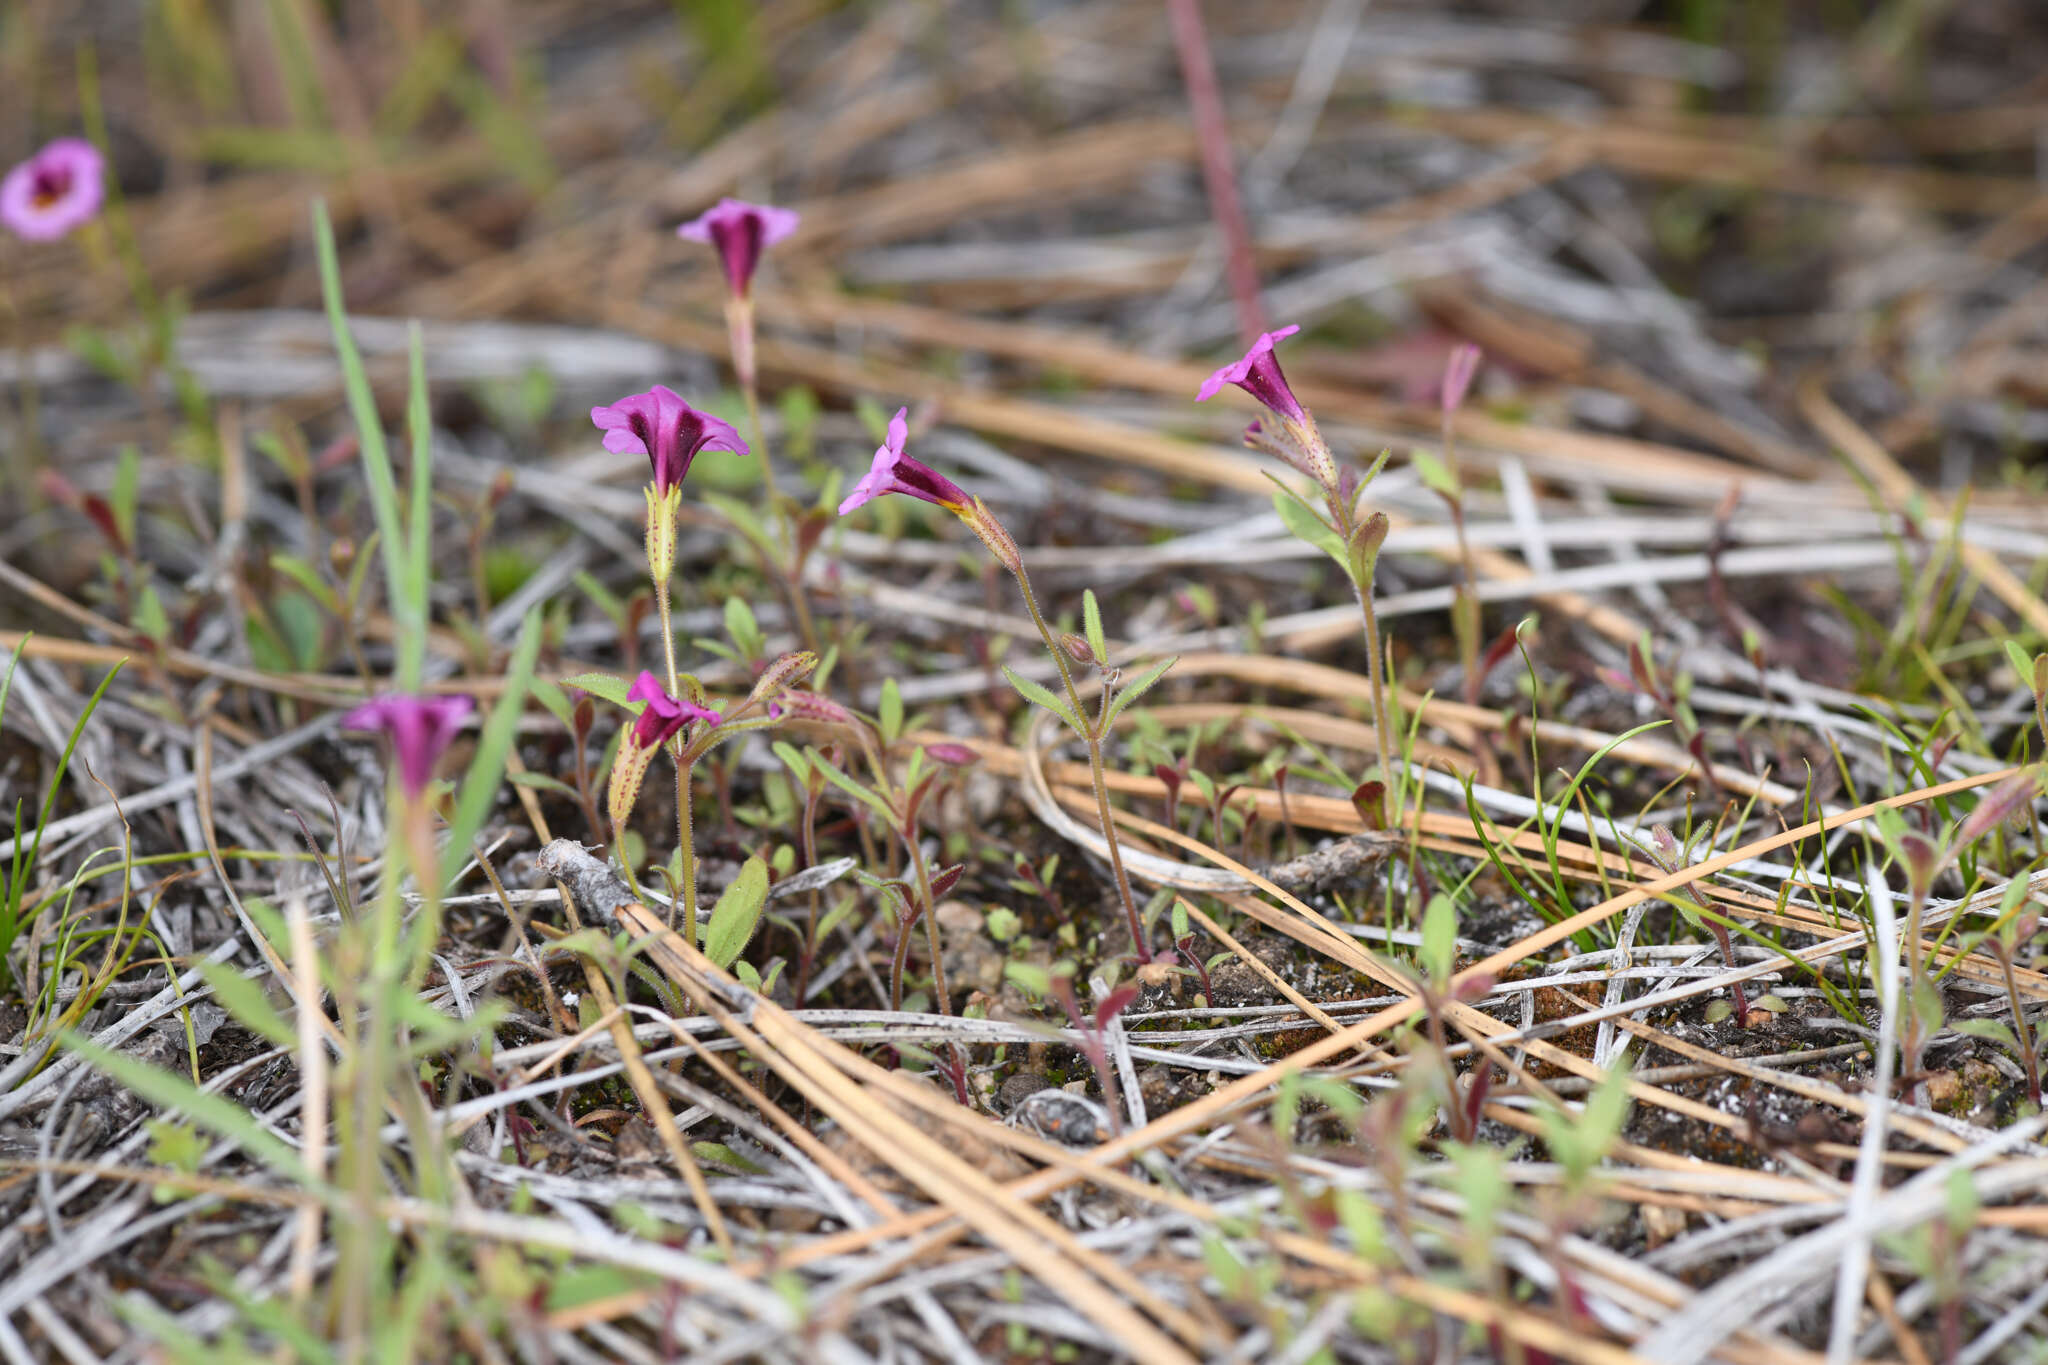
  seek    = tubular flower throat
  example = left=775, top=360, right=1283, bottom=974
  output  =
left=341, top=693, right=474, bottom=798
left=1195, top=325, right=1337, bottom=489
left=677, top=197, right=800, bottom=298
left=590, top=385, right=747, bottom=496
left=836, top=408, right=1019, bottom=573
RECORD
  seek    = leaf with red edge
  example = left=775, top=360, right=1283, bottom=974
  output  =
left=1093, top=984, right=1140, bottom=1032
left=1351, top=781, right=1386, bottom=831
left=928, top=863, right=964, bottom=902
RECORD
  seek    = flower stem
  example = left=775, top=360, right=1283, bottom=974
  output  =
left=906, top=832, right=952, bottom=1016
left=734, top=302, right=822, bottom=660
left=1165, top=0, right=1267, bottom=345
left=1009, top=565, right=1152, bottom=962
left=1335, top=505, right=1396, bottom=828
left=676, top=753, right=700, bottom=949
left=653, top=571, right=700, bottom=943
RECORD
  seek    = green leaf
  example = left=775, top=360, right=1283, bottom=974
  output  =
left=544, top=1265, right=658, bottom=1315
left=771, top=740, right=812, bottom=786
left=196, top=961, right=297, bottom=1049
left=441, top=610, right=541, bottom=886
left=1103, top=655, right=1178, bottom=727
left=724, top=595, right=763, bottom=661
left=561, top=671, right=633, bottom=708
left=1001, top=666, right=1084, bottom=736
left=1003, top=960, right=1052, bottom=998
left=1574, top=1056, right=1632, bottom=1180
left=1334, top=1188, right=1388, bottom=1264
left=2004, top=639, right=2033, bottom=687
left=146, top=1117, right=205, bottom=1176
left=508, top=770, right=581, bottom=798
left=807, top=749, right=898, bottom=826
left=132, top=584, right=170, bottom=645
left=1954, top=1018, right=2022, bottom=1054
left=1411, top=449, right=1460, bottom=501
left=1271, top=482, right=1346, bottom=564
left=692, top=1140, right=767, bottom=1175
left=879, top=676, right=904, bottom=746
left=1082, top=590, right=1108, bottom=664
left=705, top=857, right=769, bottom=969
left=65, top=1031, right=311, bottom=1183
left=268, top=552, right=342, bottom=615
left=1420, top=893, right=1456, bottom=985
left=530, top=678, right=572, bottom=728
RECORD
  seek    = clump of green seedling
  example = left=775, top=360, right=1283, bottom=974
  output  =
left=1877, top=768, right=2043, bottom=1102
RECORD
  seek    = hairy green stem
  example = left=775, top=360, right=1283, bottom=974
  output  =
left=1009, top=565, right=1151, bottom=961
left=1339, top=525, right=1396, bottom=826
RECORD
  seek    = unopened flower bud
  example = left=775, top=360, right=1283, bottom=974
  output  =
left=777, top=691, right=857, bottom=727
left=751, top=650, right=817, bottom=706
left=1350, top=511, right=1389, bottom=569
left=608, top=731, right=659, bottom=833
left=1060, top=633, right=1095, bottom=665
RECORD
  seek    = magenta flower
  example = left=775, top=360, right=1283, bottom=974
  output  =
left=838, top=408, right=970, bottom=517
left=626, top=671, right=721, bottom=748
left=677, top=197, right=800, bottom=298
left=589, top=385, right=747, bottom=495
left=1441, top=343, right=1482, bottom=414
left=342, top=694, right=474, bottom=798
left=1196, top=325, right=1305, bottom=424
left=1, top=138, right=104, bottom=242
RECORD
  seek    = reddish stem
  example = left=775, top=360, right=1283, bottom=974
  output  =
left=1165, top=0, right=1268, bottom=344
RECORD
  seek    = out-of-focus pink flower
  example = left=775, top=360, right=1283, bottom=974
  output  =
left=1441, top=343, right=1482, bottom=414
left=775, top=691, right=855, bottom=726
left=837, top=408, right=970, bottom=517
left=590, top=385, right=746, bottom=494
left=1, top=138, right=103, bottom=242
left=1196, top=325, right=1304, bottom=424
left=677, top=197, right=800, bottom=297
left=342, top=694, right=474, bottom=797
left=925, top=743, right=980, bottom=766
left=626, top=671, right=721, bottom=748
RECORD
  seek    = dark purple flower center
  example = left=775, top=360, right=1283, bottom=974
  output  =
left=627, top=409, right=659, bottom=457
left=31, top=165, right=71, bottom=208
left=710, top=215, right=766, bottom=293
left=1237, top=356, right=1302, bottom=423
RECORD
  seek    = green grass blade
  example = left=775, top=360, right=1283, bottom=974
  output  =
left=2, top=659, right=124, bottom=990
left=403, top=321, right=434, bottom=691
left=440, top=608, right=541, bottom=886
left=312, top=199, right=419, bottom=689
